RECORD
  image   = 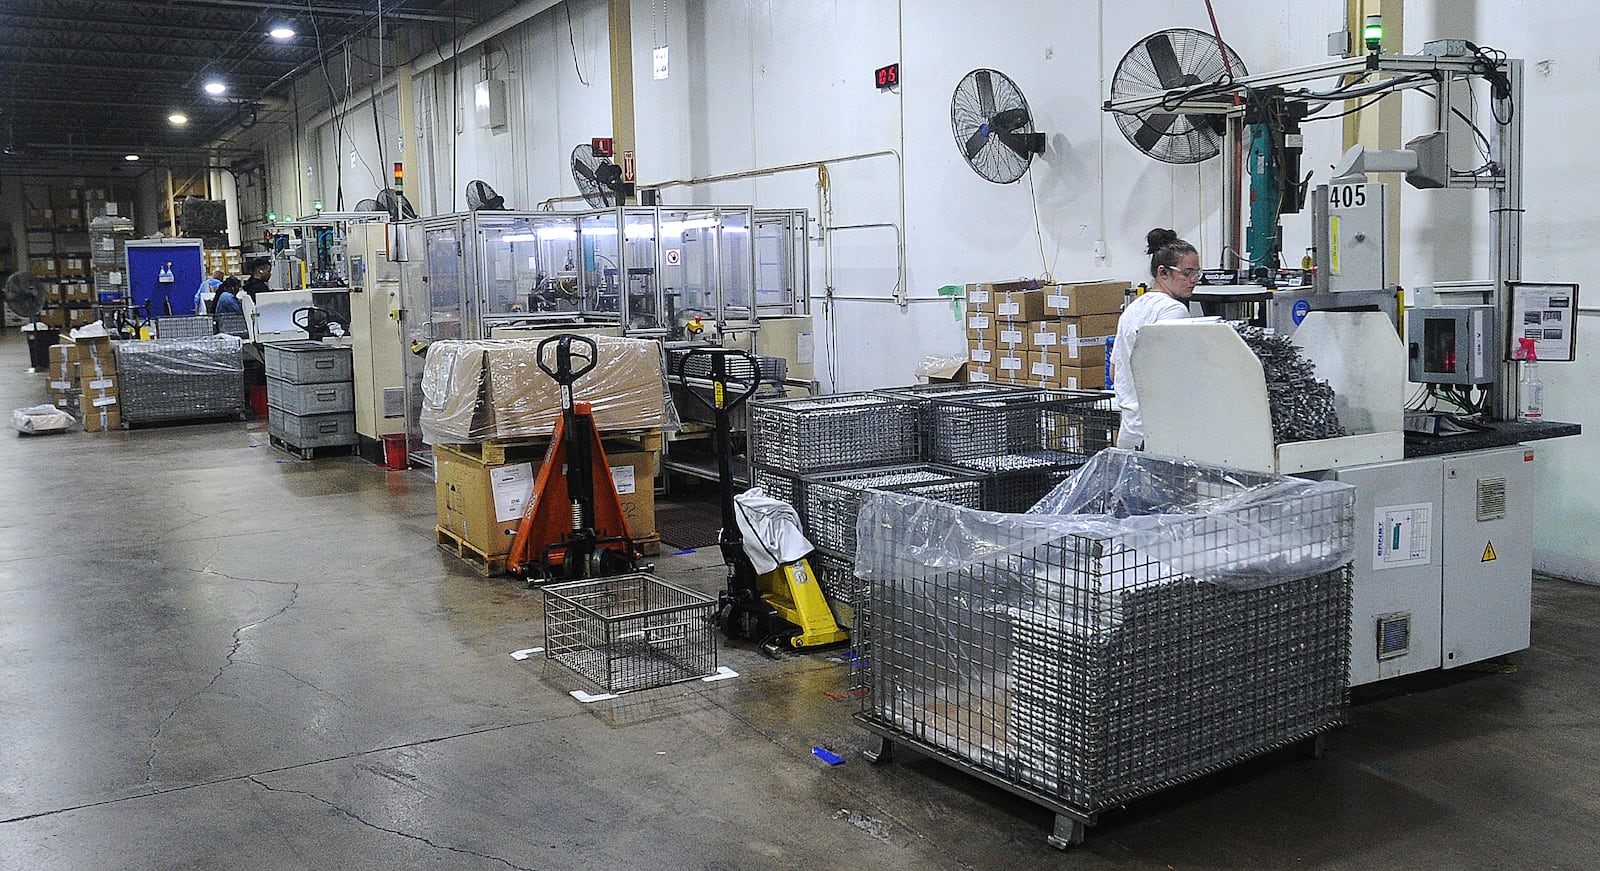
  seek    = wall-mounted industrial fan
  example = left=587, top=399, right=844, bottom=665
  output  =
left=466, top=180, right=507, bottom=211
left=1110, top=28, right=1246, bottom=164
left=571, top=144, right=630, bottom=207
left=950, top=68, right=1046, bottom=184
left=3, top=272, right=43, bottom=324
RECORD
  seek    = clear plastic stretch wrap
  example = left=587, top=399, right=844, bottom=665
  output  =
left=115, top=335, right=245, bottom=423
left=419, top=335, right=676, bottom=443
left=852, top=449, right=1356, bottom=811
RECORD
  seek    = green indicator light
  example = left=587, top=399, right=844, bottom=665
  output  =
left=1363, top=15, right=1384, bottom=51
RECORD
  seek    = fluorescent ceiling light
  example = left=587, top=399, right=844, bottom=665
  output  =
left=269, top=26, right=296, bottom=39
left=124, top=154, right=140, bottom=161
left=168, top=113, right=189, bottom=125
left=203, top=81, right=227, bottom=96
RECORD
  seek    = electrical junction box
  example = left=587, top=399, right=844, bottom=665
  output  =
left=1315, top=182, right=1387, bottom=292
left=1423, top=39, right=1475, bottom=58
left=475, top=80, right=508, bottom=130
left=1407, top=304, right=1495, bottom=385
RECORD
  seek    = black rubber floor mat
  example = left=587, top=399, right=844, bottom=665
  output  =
left=654, top=500, right=724, bottom=550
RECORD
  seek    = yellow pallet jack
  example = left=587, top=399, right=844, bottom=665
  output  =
left=674, top=347, right=847, bottom=655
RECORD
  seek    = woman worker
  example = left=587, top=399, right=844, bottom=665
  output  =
left=1110, top=227, right=1200, bottom=450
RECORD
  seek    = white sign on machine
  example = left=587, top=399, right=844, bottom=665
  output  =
left=1374, top=502, right=1433, bottom=570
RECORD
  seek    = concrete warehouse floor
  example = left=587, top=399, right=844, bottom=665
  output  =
left=1, top=330, right=1598, bottom=870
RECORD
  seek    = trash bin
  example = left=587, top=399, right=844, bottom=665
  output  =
left=22, top=325, right=59, bottom=371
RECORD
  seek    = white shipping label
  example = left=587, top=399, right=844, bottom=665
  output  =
left=1374, top=502, right=1433, bottom=570
left=1032, top=331, right=1057, bottom=346
left=999, top=329, right=1023, bottom=345
left=490, top=462, right=536, bottom=524
left=969, top=371, right=991, bottom=382
left=969, top=348, right=992, bottom=363
left=1046, top=293, right=1070, bottom=309
left=1031, top=361, right=1055, bottom=377
left=610, top=464, right=636, bottom=495
left=87, top=378, right=115, bottom=390
left=796, top=331, right=815, bottom=365
left=996, top=301, right=1020, bottom=317
left=92, top=396, right=117, bottom=407
left=999, top=356, right=1022, bottom=371
left=967, top=315, right=990, bottom=330
left=968, top=288, right=989, bottom=304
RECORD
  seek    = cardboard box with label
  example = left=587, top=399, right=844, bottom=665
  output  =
left=965, top=312, right=996, bottom=346
left=434, top=443, right=657, bottom=561
left=1060, top=363, right=1108, bottom=391
left=1044, top=280, right=1129, bottom=317
left=965, top=283, right=993, bottom=314
left=59, top=335, right=117, bottom=377
left=1059, top=336, right=1109, bottom=368
left=995, top=289, right=1049, bottom=323
left=78, top=388, right=120, bottom=432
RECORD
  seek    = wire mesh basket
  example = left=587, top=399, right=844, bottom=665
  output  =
left=750, top=465, right=803, bottom=511
left=801, top=464, right=985, bottom=559
left=875, top=382, right=1042, bottom=460
left=852, top=453, right=1355, bottom=814
left=747, top=392, right=920, bottom=475
left=153, top=316, right=214, bottom=340
left=955, top=450, right=1086, bottom=514
left=543, top=573, right=718, bottom=694
left=811, top=552, right=862, bottom=630
left=925, top=389, right=1118, bottom=465
left=117, top=335, right=245, bottom=424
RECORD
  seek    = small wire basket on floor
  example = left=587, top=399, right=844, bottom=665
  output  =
left=543, top=573, right=718, bottom=694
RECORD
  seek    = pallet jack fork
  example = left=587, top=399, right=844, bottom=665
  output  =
left=673, top=347, right=847, bottom=655
left=507, top=334, right=642, bottom=583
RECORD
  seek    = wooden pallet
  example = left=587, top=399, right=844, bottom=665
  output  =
left=439, top=428, right=663, bottom=467
left=436, top=525, right=661, bottom=575
left=436, top=525, right=510, bottom=576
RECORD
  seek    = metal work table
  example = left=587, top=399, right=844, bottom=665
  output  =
left=1404, top=419, right=1581, bottom=457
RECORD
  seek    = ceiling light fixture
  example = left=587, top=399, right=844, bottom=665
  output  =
left=124, top=154, right=140, bottom=161
left=269, top=25, right=296, bottom=39
left=168, top=113, right=189, bottom=125
left=203, top=80, right=227, bottom=96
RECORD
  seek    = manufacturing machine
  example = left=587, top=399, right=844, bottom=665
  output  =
left=1108, top=41, right=1579, bottom=686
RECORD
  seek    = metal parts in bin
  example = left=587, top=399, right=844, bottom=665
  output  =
left=542, top=573, right=718, bottom=694
left=851, top=450, right=1356, bottom=841
left=748, top=392, right=920, bottom=475
left=153, top=316, right=214, bottom=341
left=117, top=335, right=245, bottom=424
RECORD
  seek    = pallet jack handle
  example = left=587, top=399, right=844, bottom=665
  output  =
left=673, top=348, right=761, bottom=535
left=536, top=333, right=598, bottom=411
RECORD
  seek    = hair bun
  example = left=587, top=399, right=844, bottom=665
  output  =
left=1145, top=227, right=1179, bottom=255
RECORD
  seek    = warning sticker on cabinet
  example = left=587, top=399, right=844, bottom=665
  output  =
left=1374, top=502, right=1433, bottom=570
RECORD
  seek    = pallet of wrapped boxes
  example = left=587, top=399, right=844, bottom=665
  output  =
left=421, top=336, right=670, bottom=575
left=964, top=279, right=1128, bottom=389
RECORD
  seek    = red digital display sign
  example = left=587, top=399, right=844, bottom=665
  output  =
left=875, top=62, right=899, bottom=90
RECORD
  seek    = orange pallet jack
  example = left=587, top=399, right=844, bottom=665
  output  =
left=507, top=335, right=642, bottom=583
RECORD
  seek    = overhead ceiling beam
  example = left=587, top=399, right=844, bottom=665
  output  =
left=159, top=0, right=456, bottom=23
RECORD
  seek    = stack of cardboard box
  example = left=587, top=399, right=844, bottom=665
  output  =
left=965, top=280, right=1128, bottom=389
left=49, top=335, right=121, bottom=432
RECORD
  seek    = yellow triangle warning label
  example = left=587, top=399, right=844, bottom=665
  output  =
left=1482, top=541, right=1498, bottom=562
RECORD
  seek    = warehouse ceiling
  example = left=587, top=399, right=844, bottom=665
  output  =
left=0, top=0, right=516, bottom=172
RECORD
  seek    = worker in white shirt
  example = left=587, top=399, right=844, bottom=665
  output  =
left=194, top=268, right=224, bottom=314
left=1110, top=227, right=1199, bottom=449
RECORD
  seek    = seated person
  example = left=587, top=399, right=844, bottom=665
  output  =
left=214, top=276, right=246, bottom=314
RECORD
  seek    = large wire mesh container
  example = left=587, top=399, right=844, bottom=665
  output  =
left=801, top=464, right=985, bottom=559
left=117, top=335, right=245, bottom=424
left=852, top=449, right=1356, bottom=815
left=747, top=392, right=920, bottom=475
left=543, top=573, right=718, bottom=694
left=811, top=552, right=861, bottom=630
left=750, top=466, right=803, bottom=511
left=875, top=382, right=1041, bottom=460
left=926, top=389, right=1118, bottom=465
left=153, top=316, right=215, bottom=341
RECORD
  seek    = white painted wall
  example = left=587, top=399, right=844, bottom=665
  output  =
left=242, top=0, right=1599, bottom=576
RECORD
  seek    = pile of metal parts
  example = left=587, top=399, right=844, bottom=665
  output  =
left=117, top=335, right=245, bottom=425
left=1233, top=324, right=1345, bottom=444
left=851, top=453, right=1355, bottom=816
left=747, top=385, right=1119, bottom=624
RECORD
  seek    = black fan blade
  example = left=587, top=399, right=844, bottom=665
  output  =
left=998, top=131, right=1044, bottom=158
left=1134, top=113, right=1179, bottom=153
left=573, top=159, right=599, bottom=184
left=990, top=107, right=1030, bottom=133
left=964, top=128, right=989, bottom=161
left=1146, top=32, right=1185, bottom=89
left=976, top=70, right=996, bottom=122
